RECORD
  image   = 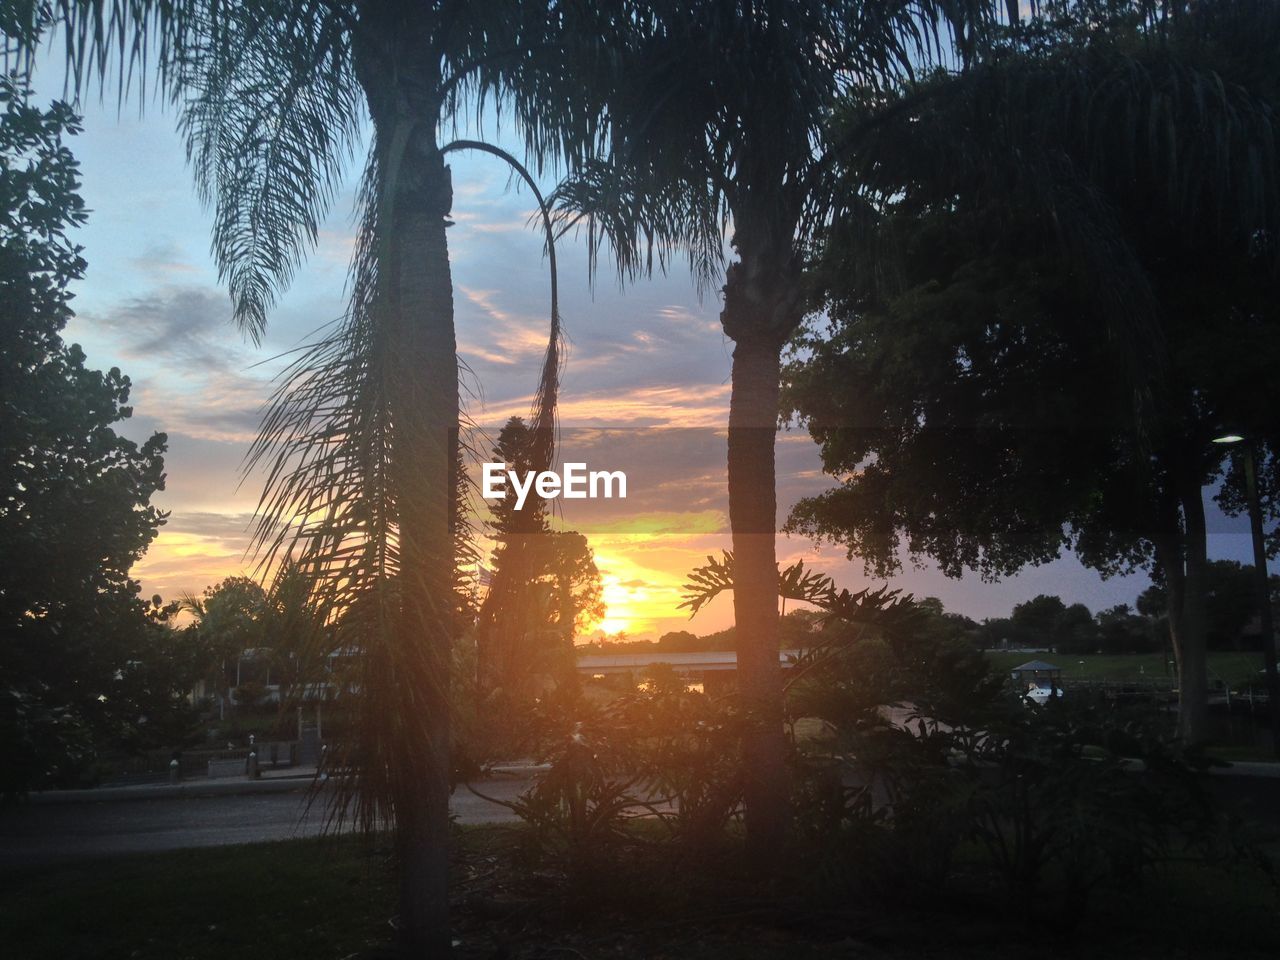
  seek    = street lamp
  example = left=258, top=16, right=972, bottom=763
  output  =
left=1213, top=433, right=1280, bottom=758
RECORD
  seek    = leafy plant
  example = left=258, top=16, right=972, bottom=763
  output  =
left=468, top=685, right=648, bottom=868
left=949, top=697, right=1218, bottom=921
left=627, top=670, right=745, bottom=851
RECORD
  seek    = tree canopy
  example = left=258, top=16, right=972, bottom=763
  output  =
left=783, top=2, right=1280, bottom=741
left=0, top=78, right=179, bottom=795
left=477, top=417, right=605, bottom=700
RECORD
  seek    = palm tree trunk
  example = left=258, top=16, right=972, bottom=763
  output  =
left=384, top=126, right=457, bottom=956
left=727, top=337, right=789, bottom=865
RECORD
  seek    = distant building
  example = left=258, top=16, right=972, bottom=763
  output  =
left=1010, top=659, right=1063, bottom=698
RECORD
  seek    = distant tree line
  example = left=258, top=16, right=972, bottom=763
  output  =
left=587, top=559, right=1278, bottom=660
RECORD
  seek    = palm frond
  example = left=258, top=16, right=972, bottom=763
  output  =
left=176, top=2, right=361, bottom=342
left=678, top=552, right=736, bottom=619
left=2, top=2, right=363, bottom=344
left=551, top=155, right=728, bottom=297
left=441, top=139, right=563, bottom=475
left=242, top=147, right=407, bottom=834
left=679, top=551, right=916, bottom=629
left=542, top=1, right=976, bottom=307
left=4, top=0, right=200, bottom=99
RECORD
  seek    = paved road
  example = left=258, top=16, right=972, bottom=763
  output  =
left=5, top=759, right=1276, bottom=873
left=0, top=777, right=528, bottom=871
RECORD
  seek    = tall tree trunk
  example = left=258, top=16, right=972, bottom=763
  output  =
left=1154, top=483, right=1212, bottom=745
left=1153, top=531, right=1191, bottom=720
left=720, top=229, right=803, bottom=867
left=1177, top=478, right=1211, bottom=744
left=726, top=337, right=788, bottom=865
left=354, top=4, right=457, bottom=948
left=384, top=123, right=457, bottom=955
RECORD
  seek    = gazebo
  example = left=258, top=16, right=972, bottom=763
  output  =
left=1010, top=659, right=1062, bottom=692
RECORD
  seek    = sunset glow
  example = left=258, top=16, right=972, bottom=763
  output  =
left=30, top=57, right=1199, bottom=638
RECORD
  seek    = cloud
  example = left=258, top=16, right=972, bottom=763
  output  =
left=561, top=510, right=727, bottom=537
left=456, top=284, right=557, bottom=369
left=129, top=240, right=201, bottom=278
left=74, top=285, right=277, bottom=443
left=315, top=227, right=358, bottom=267
left=477, top=383, right=732, bottom=428
left=132, top=510, right=260, bottom=600
left=469, top=220, right=532, bottom=235
left=83, top=285, right=243, bottom=372
left=655, top=308, right=727, bottom=343
left=130, top=375, right=265, bottom=445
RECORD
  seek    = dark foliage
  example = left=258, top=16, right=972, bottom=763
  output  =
left=0, top=79, right=184, bottom=796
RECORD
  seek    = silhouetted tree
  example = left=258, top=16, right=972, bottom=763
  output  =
left=785, top=1, right=1280, bottom=742
left=180, top=576, right=268, bottom=718
left=0, top=79, right=179, bottom=796
left=1140, top=561, right=1279, bottom=652
left=477, top=419, right=604, bottom=704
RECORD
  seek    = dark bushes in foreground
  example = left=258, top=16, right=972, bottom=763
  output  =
left=481, top=633, right=1275, bottom=931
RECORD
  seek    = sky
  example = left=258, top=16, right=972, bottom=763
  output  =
left=25, top=59, right=1259, bottom=642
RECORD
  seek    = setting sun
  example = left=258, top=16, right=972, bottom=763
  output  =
left=594, top=616, right=631, bottom=637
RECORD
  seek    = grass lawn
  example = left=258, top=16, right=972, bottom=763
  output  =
left=0, top=836, right=396, bottom=960
left=3, top=827, right=1278, bottom=960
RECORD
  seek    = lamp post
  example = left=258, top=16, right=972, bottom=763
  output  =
left=1213, top=434, right=1280, bottom=758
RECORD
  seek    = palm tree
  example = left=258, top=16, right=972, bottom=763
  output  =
left=811, top=0, right=1280, bottom=743
left=10, top=1, right=605, bottom=951
left=178, top=575, right=268, bottom=720
left=259, top=559, right=333, bottom=726
left=550, top=0, right=977, bottom=864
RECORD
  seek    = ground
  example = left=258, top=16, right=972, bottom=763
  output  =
left=2, top=828, right=1277, bottom=960
left=0, top=778, right=527, bottom=869
left=4, top=652, right=1278, bottom=957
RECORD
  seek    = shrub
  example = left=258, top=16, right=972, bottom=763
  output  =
left=469, top=684, right=647, bottom=870
left=472, top=674, right=749, bottom=873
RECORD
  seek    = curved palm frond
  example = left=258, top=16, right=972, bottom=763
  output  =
left=245, top=127, right=578, bottom=834
left=441, top=139, right=563, bottom=475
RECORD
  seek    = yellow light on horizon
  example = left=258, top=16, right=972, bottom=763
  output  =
left=596, top=617, right=632, bottom=636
